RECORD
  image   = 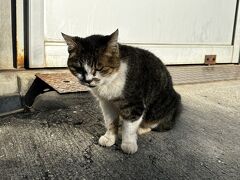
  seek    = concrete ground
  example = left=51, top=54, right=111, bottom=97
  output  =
left=0, top=80, right=240, bottom=179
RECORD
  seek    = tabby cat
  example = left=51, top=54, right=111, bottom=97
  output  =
left=62, top=30, right=181, bottom=154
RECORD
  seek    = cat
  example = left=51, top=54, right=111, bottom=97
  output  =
left=62, top=29, right=181, bottom=154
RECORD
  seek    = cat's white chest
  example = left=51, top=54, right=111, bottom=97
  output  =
left=91, top=62, right=127, bottom=100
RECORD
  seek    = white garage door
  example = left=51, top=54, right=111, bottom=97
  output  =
left=28, top=0, right=240, bottom=67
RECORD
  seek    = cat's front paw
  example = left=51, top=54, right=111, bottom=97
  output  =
left=98, top=134, right=116, bottom=147
left=121, top=142, right=138, bottom=154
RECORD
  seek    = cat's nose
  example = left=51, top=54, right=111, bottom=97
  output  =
left=84, top=74, right=93, bottom=84
left=85, top=79, right=93, bottom=84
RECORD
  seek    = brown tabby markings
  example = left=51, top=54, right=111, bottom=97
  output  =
left=62, top=30, right=181, bottom=154
left=97, top=45, right=120, bottom=76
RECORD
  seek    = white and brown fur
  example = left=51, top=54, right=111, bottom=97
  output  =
left=62, top=30, right=181, bottom=154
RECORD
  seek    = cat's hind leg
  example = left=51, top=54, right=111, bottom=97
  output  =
left=137, top=127, right=151, bottom=135
left=118, top=124, right=151, bottom=136
left=144, top=92, right=181, bottom=132
left=143, top=110, right=176, bottom=132
left=138, top=119, right=159, bottom=134
left=98, top=98, right=119, bottom=147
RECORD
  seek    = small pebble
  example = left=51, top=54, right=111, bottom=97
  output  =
left=67, top=158, right=74, bottom=163
left=42, top=120, right=48, bottom=124
left=52, top=123, right=57, bottom=127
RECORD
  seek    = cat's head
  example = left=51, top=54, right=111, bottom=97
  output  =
left=62, top=29, right=120, bottom=88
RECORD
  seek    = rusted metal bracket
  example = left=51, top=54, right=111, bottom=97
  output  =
left=23, top=77, right=53, bottom=108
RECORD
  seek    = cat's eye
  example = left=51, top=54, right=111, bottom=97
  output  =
left=95, top=67, right=103, bottom=71
left=75, top=67, right=85, bottom=73
left=101, top=67, right=110, bottom=73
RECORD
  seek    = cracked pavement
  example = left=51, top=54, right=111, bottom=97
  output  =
left=0, top=80, right=240, bottom=179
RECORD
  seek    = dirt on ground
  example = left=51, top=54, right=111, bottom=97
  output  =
left=0, top=80, right=240, bottom=180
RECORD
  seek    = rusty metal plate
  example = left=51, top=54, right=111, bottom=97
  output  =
left=36, top=73, right=88, bottom=94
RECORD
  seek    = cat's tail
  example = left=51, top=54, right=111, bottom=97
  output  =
left=153, top=92, right=182, bottom=132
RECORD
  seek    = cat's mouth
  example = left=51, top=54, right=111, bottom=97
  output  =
left=78, top=77, right=100, bottom=88
left=79, top=81, right=96, bottom=88
left=79, top=78, right=100, bottom=88
left=88, top=83, right=96, bottom=88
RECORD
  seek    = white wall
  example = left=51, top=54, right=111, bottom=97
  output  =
left=0, top=0, right=13, bottom=69
left=45, top=0, right=236, bottom=45
left=29, top=0, right=239, bottom=67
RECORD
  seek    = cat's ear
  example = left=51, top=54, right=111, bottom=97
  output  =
left=106, top=29, right=119, bottom=53
left=61, top=33, right=78, bottom=51
left=109, top=29, right=118, bottom=46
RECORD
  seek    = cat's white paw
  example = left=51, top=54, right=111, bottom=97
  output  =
left=121, top=142, right=138, bottom=154
left=98, top=134, right=116, bottom=147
